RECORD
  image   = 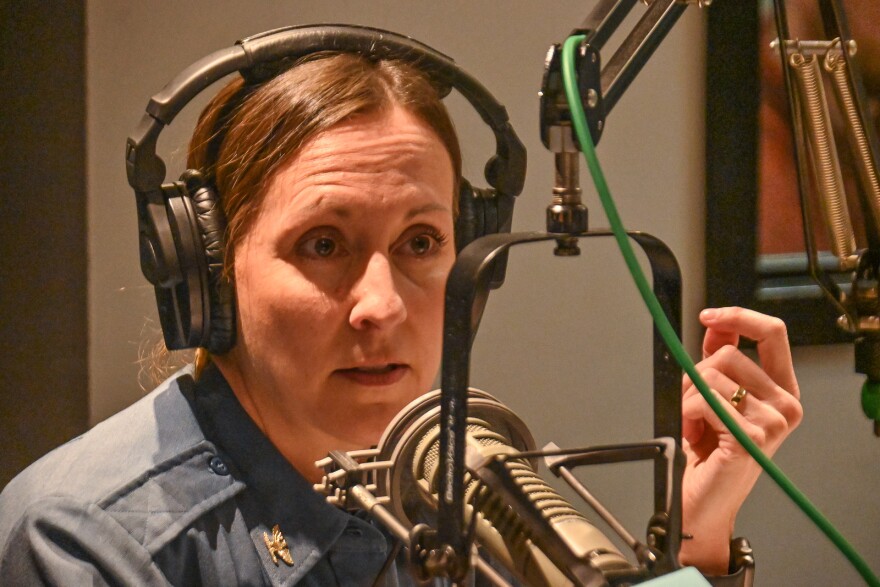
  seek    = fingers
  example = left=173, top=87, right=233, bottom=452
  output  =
left=701, top=318, right=739, bottom=359
left=700, top=307, right=799, bottom=399
left=683, top=386, right=757, bottom=453
left=683, top=345, right=803, bottom=428
left=682, top=372, right=795, bottom=455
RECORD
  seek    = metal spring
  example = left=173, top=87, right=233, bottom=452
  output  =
left=790, top=51, right=856, bottom=261
left=825, top=50, right=880, bottom=233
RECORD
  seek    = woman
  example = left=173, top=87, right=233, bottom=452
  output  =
left=0, top=49, right=801, bottom=585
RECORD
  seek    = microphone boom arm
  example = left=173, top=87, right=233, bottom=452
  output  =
left=771, top=0, right=880, bottom=433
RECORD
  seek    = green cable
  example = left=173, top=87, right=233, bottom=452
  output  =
left=561, top=34, right=879, bottom=586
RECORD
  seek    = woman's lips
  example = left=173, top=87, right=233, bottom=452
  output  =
left=335, top=364, right=409, bottom=386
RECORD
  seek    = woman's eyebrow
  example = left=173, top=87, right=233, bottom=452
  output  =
left=297, top=198, right=353, bottom=218
left=405, top=202, right=451, bottom=220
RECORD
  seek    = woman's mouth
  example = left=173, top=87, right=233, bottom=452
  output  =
left=335, top=364, right=409, bottom=386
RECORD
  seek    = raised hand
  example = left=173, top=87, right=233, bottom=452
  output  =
left=679, top=307, right=803, bottom=574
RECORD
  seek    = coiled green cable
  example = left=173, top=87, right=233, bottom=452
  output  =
left=561, top=34, right=879, bottom=586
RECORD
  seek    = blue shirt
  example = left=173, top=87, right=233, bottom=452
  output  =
left=0, top=365, right=421, bottom=585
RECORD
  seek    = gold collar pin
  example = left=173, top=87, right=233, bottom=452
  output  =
left=263, top=524, right=294, bottom=566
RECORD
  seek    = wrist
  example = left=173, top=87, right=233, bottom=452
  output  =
left=679, top=519, right=734, bottom=575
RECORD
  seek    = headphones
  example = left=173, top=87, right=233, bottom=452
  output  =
left=126, top=24, right=526, bottom=354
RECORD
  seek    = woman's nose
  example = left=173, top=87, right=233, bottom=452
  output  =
left=349, top=253, right=407, bottom=330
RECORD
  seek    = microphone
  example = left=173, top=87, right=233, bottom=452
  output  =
left=370, top=389, right=637, bottom=586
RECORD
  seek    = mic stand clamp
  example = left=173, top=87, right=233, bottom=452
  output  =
left=314, top=451, right=458, bottom=583
left=314, top=447, right=514, bottom=586
left=540, top=39, right=599, bottom=256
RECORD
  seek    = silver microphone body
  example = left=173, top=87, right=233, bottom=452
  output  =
left=372, top=389, right=635, bottom=586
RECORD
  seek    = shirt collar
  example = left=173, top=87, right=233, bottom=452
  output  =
left=191, top=363, right=356, bottom=584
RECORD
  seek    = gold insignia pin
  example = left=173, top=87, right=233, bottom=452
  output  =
left=263, top=524, right=294, bottom=566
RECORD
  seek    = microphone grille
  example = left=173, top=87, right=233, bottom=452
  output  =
left=412, top=418, right=587, bottom=526
left=375, top=389, right=634, bottom=582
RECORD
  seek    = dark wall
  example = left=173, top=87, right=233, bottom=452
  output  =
left=0, top=0, right=88, bottom=487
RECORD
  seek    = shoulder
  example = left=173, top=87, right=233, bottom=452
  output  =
left=0, top=368, right=246, bottom=562
left=1, top=368, right=203, bottom=509
left=0, top=494, right=169, bottom=585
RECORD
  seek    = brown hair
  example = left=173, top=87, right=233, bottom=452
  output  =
left=187, top=52, right=462, bottom=274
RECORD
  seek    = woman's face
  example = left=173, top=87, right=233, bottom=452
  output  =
left=217, top=105, right=456, bottom=468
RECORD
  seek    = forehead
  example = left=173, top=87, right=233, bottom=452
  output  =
left=296, top=106, right=450, bottom=170
left=258, top=105, right=455, bottom=220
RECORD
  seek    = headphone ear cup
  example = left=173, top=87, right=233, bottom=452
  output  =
left=189, top=182, right=236, bottom=354
left=455, top=178, right=484, bottom=252
left=455, top=177, right=517, bottom=249
left=158, top=186, right=209, bottom=351
left=454, top=177, right=517, bottom=290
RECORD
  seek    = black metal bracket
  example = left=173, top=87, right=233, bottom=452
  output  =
left=541, top=41, right=604, bottom=150
left=435, top=229, right=683, bottom=581
left=542, top=437, right=685, bottom=576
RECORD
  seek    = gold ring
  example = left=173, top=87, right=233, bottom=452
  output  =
left=730, top=386, right=748, bottom=408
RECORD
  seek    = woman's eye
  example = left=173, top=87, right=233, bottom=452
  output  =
left=410, top=235, right=434, bottom=256
left=298, top=234, right=345, bottom=259
left=400, top=228, right=448, bottom=257
left=313, top=237, right=336, bottom=257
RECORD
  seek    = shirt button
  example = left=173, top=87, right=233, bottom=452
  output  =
left=209, top=455, right=230, bottom=476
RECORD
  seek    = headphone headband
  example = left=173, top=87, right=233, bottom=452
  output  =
left=127, top=25, right=525, bottom=197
